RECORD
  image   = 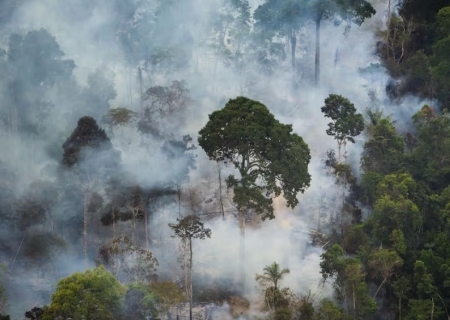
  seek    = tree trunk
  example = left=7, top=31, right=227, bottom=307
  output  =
left=177, top=185, right=181, bottom=218
left=83, top=190, right=90, bottom=266
left=373, top=277, right=387, bottom=299
left=47, top=208, right=54, bottom=233
left=143, top=197, right=149, bottom=249
left=131, top=209, right=136, bottom=243
left=239, top=207, right=246, bottom=291
left=189, top=238, right=193, bottom=320
left=218, top=164, right=225, bottom=220
left=352, top=282, right=356, bottom=320
left=315, top=19, right=321, bottom=87
left=184, top=240, right=188, bottom=299
left=431, top=297, right=435, bottom=320
left=399, top=297, right=402, bottom=320
left=386, top=0, right=391, bottom=58
left=112, top=207, right=116, bottom=239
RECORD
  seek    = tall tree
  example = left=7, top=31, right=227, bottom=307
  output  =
left=368, top=249, right=403, bottom=299
left=169, top=215, right=211, bottom=320
left=198, top=96, right=311, bottom=286
left=102, top=107, right=137, bottom=138
left=62, top=116, right=121, bottom=263
left=321, top=94, right=364, bottom=162
left=307, top=0, right=375, bottom=86
left=254, top=0, right=307, bottom=76
left=5, top=29, right=75, bottom=134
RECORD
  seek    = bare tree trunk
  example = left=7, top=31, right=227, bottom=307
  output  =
left=373, top=277, right=387, bottom=299
left=112, top=207, right=116, bottom=239
left=431, top=297, right=435, bottom=320
left=352, top=282, right=356, bottom=320
left=131, top=209, right=136, bottom=243
left=399, top=297, right=402, bottom=320
left=9, top=230, right=27, bottom=275
left=144, top=199, right=149, bottom=249
left=129, top=67, right=133, bottom=108
left=138, top=67, right=144, bottom=115
left=315, top=19, right=321, bottom=87
left=47, top=207, right=54, bottom=233
left=218, top=164, right=225, bottom=220
left=386, top=0, right=391, bottom=58
left=189, top=238, right=193, bottom=320
left=83, top=190, right=90, bottom=266
left=239, top=207, right=246, bottom=290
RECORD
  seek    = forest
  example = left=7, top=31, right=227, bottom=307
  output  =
left=0, top=0, right=450, bottom=319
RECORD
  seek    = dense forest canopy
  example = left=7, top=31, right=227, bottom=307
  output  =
left=1, top=0, right=450, bottom=319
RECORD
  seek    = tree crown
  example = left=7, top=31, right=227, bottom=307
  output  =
left=198, top=96, right=311, bottom=219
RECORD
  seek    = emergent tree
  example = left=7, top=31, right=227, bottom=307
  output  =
left=169, top=215, right=211, bottom=320
left=308, top=0, right=375, bottom=85
left=198, top=96, right=311, bottom=285
left=321, top=94, right=364, bottom=162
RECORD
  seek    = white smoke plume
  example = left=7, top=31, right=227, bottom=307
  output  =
left=0, top=0, right=434, bottom=318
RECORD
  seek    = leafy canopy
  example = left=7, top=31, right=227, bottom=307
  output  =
left=169, top=215, right=212, bottom=241
left=321, top=94, right=364, bottom=146
left=43, top=266, right=124, bottom=320
left=255, top=261, right=290, bottom=290
left=198, top=96, right=311, bottom=220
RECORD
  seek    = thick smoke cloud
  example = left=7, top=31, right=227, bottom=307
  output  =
left=0, top=0, right=433, bottom=318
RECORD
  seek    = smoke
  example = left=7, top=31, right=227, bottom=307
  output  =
left=0, top=0, right=435, bottom=318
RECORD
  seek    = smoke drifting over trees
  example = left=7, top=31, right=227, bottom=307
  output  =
left=1, top=0, right=449, bottom=319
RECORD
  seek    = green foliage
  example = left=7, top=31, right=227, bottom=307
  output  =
left=308, top=0, right=375, bottom=26
left=43, top=266, right=124, bottom=320
left=273, top=306, right=292, bottom=320
left=198, top=96, right=311, bottom=220
left=150, top=281, right=185, bottom=316
left=370, top=172, right=421, bottom=246
left=360, top=171, right=383, bottom=206
left=361, top=118, right=405, bottom=176
left=320, top=244, right=345, bottom=281
left=122, top=284, right=157, bottom=320
left=405, top=299, right=443, bottom=320
left=255, top=261, right=290, bottom=291
left=169, top=214, right=212, bottom=241
left=316, top=298, right=347, bottom=320
left=320, top=245, right=377, bottom=319
left=102, top=107, right=137, bottom=128
left=368, top=249, right=403, bottom=296
left=122, top=281, right=184, bottom=319
left=410, top=109, right=450, bottom=190
left=321, top=94, right=364, bottom=151
left=381, top=2, right=450, bottom=110
left=342, top=224, right=369, bottom=255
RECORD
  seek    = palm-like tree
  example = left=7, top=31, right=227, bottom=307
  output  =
left=364, top=108, right=395, bottom=137
left=255, top=261, right=290, bottom=290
